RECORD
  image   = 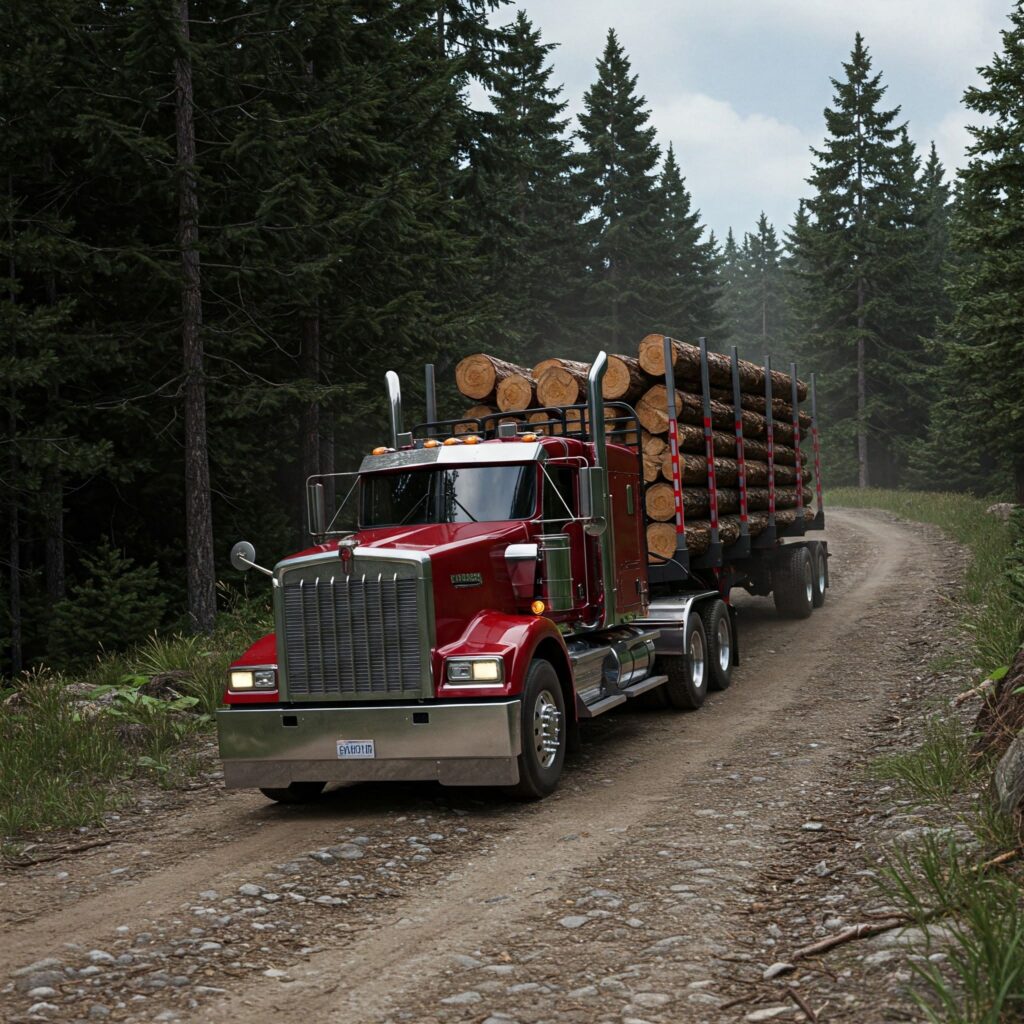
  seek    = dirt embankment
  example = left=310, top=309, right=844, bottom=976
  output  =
left=1, top=509, right=966, bottom=1023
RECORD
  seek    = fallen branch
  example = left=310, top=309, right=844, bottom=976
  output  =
left=953, top=678, right=997, bottom=706
left=791, top=917, right=908, bottom=960
left=975, top=847, right=1022, bottom=873
left=2, top=837, right=121, bottom=868
left=787, top=986, right=818, bottom=1022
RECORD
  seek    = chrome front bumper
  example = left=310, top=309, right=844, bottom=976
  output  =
left=217, top=700, right=522, bottom=788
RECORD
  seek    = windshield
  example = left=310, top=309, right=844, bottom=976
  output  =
left=360, top=465, right=537, bottom=527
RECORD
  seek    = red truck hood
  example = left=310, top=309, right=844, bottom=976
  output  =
left=353, top=520, right=530, bottom=559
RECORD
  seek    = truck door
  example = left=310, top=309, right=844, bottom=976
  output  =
left=608, top=449, right=646, bottom=618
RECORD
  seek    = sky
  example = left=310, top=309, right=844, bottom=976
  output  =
left=478, top=0, right=1011, bottom=242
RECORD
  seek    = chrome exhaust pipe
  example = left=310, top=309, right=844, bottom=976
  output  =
left=385, top=370, right=403, bottom=447
left=586, top=353, right=617, bottom=629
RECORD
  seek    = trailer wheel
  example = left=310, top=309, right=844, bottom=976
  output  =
left=259, top=781, right=326, bottom=805
left=811, top=544, right=827, bottom=608
left=662, top=615, right=708, bottom=710
left=774, top=545, right=814, bottom=619
left=700, top=599, right=733, bottom=691
left=504, top=659, right=566, bottom=801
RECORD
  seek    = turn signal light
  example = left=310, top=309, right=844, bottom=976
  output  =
left=443, top=437, right=462, bottom=446
left=531, top=599, right=546, bottom=615
left=463, top=435, right=481, bottom=445
left=423, top=438, right=441, bottom=448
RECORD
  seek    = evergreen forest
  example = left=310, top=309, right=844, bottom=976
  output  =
left=3, top=1, right=1024, bottom=674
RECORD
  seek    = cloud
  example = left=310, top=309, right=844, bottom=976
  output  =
left=652, top=92, right=816, bottom=236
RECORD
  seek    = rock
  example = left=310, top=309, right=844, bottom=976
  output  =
left=558, top=916, right=588, bottom=929
left=986, top=502, right=1016, bottom=523
left=632, top=992, right=671, bottom=1007
left=801, top=821, right=824, bottom=832
left=262, top=969, right=288, bottom=979
left=199, top=942, right=222, bottom=952
left=326, top=844, right=364, bottom=861
left=194, top=985, right=228, bottom=995
left=440, top=991, right=482, bottom=1005
left=261, top=893, right=281, bottom=902
left=27, top=988, right=59, bottom=1000
left=27, top=1003, right=61, bottom=1016
left=762, top=962, right=794, bottom=980
left=13, top=958, right=64, bottom=977
left=15, top=970, right=66, bottom=993
left=451, top=954, right=484, bottom=969
left=994, top=730, right=1024, bottom=816
left=88, top=1005, right=111, bottom=1019
left=88, top=950, right=115, bottom=964
left=746, top=1007, right=791, bottom=1021
left=238, top=883, right=263, bottom=897
left=569, top=985, right=598, bottom=998
left=309, top=851, right=336, bottom=865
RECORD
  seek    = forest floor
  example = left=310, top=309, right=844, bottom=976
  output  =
left=0, top=509, right=978, bottom=1024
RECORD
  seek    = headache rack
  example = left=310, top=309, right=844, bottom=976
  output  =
left=411, top=402, right=642, bottom=451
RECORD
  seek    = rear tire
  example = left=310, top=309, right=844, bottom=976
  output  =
left=700, top=599, right=733, bottom=691
left=260, top=781, right=326, bottom=804
left=662, top=615, right=708, bottom=710
left=505, top=660, right=566, bottom=801
left=774, top=545, right=814, bottom=619
left=811, top=544, right=827, bottom=608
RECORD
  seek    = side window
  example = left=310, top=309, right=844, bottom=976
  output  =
left=543, top=467, right=576, bottom=526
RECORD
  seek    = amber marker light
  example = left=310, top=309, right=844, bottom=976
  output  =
left=520, top=432, right=538, bottom=442
left=443, top=437, right=462, bottom=446
left=531, top=599, right=546, bottom=615
left=463, top=435, right=481, bottom=444
left=423, top=439, right=441, bottom=448
left=371, top=446, right=388, bottom=456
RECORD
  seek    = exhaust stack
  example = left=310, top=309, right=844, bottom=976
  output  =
left=586, top=354, right=617, bottom=629
left=385, top=370, right=403, bottom=448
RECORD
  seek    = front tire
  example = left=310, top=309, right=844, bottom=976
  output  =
left=260, top=781, right=326, bottom=804
left=700, top=599, right=733, bottom=691
left=662, top=615, right=708, bottom=710
left=774, top=545, right=814, bottom=619
left=505, top=660, right=566, bottom=801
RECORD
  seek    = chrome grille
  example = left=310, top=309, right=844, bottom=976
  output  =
left=282, top=571, right=425, bottom=697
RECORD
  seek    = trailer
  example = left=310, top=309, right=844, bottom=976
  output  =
left=217, top=338, right=828, bottom=801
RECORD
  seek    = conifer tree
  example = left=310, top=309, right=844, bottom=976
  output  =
left=793, top=33, right=918, bottom=486
left=651, top=144, right=721, bottom=340
left=942, top=3, right=1024, bottom=500
left=576, top=30, right=663, bottom=349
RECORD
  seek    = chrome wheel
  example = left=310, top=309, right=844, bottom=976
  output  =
left=817, top=552, right=826, bottom=594
left=716, top=616, right=731, bottom=673
left=689, top=628, right=706, bottom=691
left=804, top=559, right=813, bottom=604
left=533, top=689, right=562, bottom=770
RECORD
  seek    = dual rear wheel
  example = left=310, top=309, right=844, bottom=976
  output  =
left=661, top=598, right=733, bottom=711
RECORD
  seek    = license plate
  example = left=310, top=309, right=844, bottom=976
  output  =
left=336, top=739, right=375, bottom=760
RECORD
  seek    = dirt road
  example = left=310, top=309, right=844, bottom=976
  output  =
left=1, top=509, right=965, bottom=1023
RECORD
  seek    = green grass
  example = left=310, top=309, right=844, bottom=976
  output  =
left=829, top=488, right=1023, bottom=673
left=873, top=715, right=974, bottom=804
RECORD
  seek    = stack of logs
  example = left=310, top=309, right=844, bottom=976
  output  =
left=454, top=334, right=816, bottom=561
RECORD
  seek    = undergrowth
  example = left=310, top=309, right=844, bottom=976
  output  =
left=837, top=488, right=1024, bottom=1022
left=0, top=589, right=272, bottom=843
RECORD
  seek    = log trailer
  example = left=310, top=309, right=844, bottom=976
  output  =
left=218, top=339, right=828, bottom=802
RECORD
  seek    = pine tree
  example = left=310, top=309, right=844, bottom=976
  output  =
left=943, top=3, right=1024, bottom=500
left=792, top=33, right=919, bottom=486
left=469, top=11, right=584, bottom=362
left=576, top=29, right=663, bottom=349
left=651, top=144, right=721, bottom=341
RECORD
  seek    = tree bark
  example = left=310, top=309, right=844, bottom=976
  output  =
left=856, top=275, right=869, bottom=487
left=176, top=0, right=215, bottom=633
left=300, top=311, right=320, bottom=541
left=6, top=173, right=22, bottom=672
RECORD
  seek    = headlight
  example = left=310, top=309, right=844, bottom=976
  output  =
left=228, top=668, right=277, bottom=691
left=446, top=658, right=503, bottom=685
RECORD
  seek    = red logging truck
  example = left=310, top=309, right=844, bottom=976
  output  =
left=217, top=339, right=828, bottom=802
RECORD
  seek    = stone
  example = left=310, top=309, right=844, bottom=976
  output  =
left=632, top=992, right=671, bottom=1007
left=14, top=958, right=64, bottom=977
left=801, top=822, right=824, bottom=832
left=746, top=1007, right=791, bottom=1022
left=16, top=970, right=65, bottom=993
left=762, top=962, right=794, bottom=980
left=238, top=883, right=263, bottom=897
left=263, top=969, right=289, bottom=979
left=27, top=988, right=60, bottom=1000
left=569, top=985, right=598, bottom=998
left=199, top=942, right=222, bottom=952
left=326, top=844, right=364, bottom=861
left=440, top=991, right=482, bottom=1005
left=88, top=1005, right=111, bottom=1018
left=27, top=1003, right=61, bottom=1016
left=451, top=954, right=484, bottom=969
left=309, top=851, right=336, bottom=865
left=194, top=985, right=228, bottom=996
left=994, top=731, right=1024, bottom=816
left=558, top=916, right=588, bottom=929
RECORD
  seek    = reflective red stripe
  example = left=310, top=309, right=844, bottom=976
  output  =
left=668, top=419, right=685, bottom=534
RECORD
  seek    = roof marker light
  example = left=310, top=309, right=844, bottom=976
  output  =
left=463, top=435, right=481, bottom=445
left=443, top=437, right=463, bottom=446
left=423, top=438, right=441, bottom=448
left=520, top=432, right=538, bottom=443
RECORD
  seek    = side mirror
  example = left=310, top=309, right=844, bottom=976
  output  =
left=578, top=466, right=608, bottom=536
left=307, top=481, right=327, bottom=538
left=230, top=540, right=257, bottom=572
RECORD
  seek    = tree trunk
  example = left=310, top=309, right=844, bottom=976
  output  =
left=300, top=312, right=320, bottom=541
left=176, top=0, right=215, bottom=633
left=6, top=173, right=22, bottom=673
left=43, top=188, right=65, bottom=605
left=1016, top=455, right=1024, bottom=506
left=856, top=274, right=868, bottom=487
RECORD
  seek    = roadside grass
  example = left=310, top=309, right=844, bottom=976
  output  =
left=0, top=589, right=273, bottom=845
left=837, top=487, right=1024, bottom=1022
left=829, top=488, right=1023, bottom=673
